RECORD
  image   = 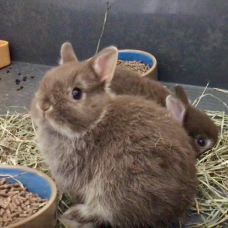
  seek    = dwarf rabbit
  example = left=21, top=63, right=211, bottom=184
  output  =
left=110, top=67, right=218, bottom=157
left=31, top=42, right=198, bottom=228
left=174, top=85, right=218, bottom=157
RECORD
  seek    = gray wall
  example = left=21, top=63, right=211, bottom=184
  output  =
left=1, top=0, right=228, bottom=88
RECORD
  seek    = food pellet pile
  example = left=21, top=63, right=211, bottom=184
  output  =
left=117, top=60, right=151, bottom=75
left=0, top=178, right=48, bottom=227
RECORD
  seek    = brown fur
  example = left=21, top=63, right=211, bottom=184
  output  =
left=31, top=43, right=198, bottom=228
left=111, top=67, right=170, bottom=107
left=183, top=106, right=218, bottom=156
left=110, top=67, right=218, bottom=156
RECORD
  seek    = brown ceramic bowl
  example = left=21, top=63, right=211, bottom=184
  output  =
left=118, top=49, right=158, bottom=80
left=0, top=40, right=11, bottom=69
left=0, top=165, right=57, bottom=228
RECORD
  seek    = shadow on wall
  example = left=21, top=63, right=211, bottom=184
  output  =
left=0, top=0, right=105, bottom=65
left=1, top=0, right=228, bottom=88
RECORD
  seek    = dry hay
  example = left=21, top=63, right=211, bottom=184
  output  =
left=0, top=105, right=227, bottom=227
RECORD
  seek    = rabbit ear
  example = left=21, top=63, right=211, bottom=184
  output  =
left=89, top=46, right=118, bottom=83
left=166, top=95, right=186, bottom=123
left=174, top=85, right=190, bottom=105
left=59, top=42, right=78, bottom=65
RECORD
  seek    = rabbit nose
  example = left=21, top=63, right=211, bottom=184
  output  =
left=37, top=102, right=51, bottom=112
left=42, top=103, right=51, bottom=111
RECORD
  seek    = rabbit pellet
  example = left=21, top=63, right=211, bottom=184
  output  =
left=117, top=60, right=150, bottom=75
left=0, top=178, right=48, bottom=227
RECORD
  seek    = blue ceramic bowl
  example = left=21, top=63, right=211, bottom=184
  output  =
left=118, top=49, right=158, bottom=80
left=0, top=165, right=57, bottom=228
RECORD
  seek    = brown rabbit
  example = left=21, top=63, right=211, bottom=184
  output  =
left=110, top=67, right=218, bottom=157
left=31, top=42, right=198, bottom=228
left=173, top=85, right=218, bottom=157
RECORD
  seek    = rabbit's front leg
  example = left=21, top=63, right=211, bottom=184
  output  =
left=61, top=204, right=101, bottom=228
left=60, top=219, right=93, bottom=228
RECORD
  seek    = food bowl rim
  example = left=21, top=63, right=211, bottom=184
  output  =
left=118, top=49, right=157, bottom=76
left=0, top=40, right=9, bottom=48
left=0, top=164, right=57, bottom=228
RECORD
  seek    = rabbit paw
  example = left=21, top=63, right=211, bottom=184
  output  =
left=60, top=218, right=93, bottom=228
left=61, top=204, right=95, bottom=227
left=61, top=204, right=85, bottom=221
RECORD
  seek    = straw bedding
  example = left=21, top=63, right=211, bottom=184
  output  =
left=0, top=100, right=227, bottom=227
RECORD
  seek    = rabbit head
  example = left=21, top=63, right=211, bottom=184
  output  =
left=174, top=85, right=218, bottom=156
left=31, top=42, right=118, bottom=138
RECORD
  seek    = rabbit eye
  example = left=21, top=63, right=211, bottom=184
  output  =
left=72, top=88, right=82, bottom=100
left=197, top=137, right=206, bottom=147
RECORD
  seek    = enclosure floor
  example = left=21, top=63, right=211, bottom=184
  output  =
left=0, top=62, right=227, bottom=227
left=0, top=61, right=227, bottom=114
